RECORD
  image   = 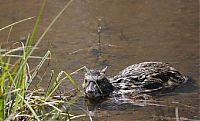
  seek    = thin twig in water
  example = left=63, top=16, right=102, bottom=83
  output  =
left=86, top=106, right=93, bottom=121
left=154, top=116, right=199, bottom=121
left=6, top=26, right=13, bottom=43
left=3, top=55, right=50, bottom=59
left=68, top=48, right=86, bottom=55
left=97, top=19, right=102, bottom=55
left=68, top=43, right=121, bottom=55
left=175, top=107, right=180, bottom=121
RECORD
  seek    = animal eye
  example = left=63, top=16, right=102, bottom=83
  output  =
left=84, top=79, right=88, bottom=83
left=82, top=79, right=88, bottom=88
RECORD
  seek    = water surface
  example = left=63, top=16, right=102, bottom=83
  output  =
left=0, top=0, right=199, bottom=120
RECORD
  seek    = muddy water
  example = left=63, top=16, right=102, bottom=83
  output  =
left=0, top=0, right=199, bottom=120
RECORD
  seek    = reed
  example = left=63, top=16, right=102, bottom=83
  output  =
left=0, top=0, right=89, bottom=120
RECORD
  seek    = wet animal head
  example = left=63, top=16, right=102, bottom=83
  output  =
left=82, top=67, right=114, bottom=100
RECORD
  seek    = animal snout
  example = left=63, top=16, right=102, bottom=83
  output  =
left=86, top=89, right=95, bottom=99
left=85, top=82, right=96, bottom=98
left=86, top=86, right=95, bottom=94
left=86, top=89, right=95, bottom=94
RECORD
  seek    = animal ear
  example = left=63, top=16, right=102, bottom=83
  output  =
left=83, top=66, right=90, bottom=73
left=82, top=80, right=86, bottom=89
left=101, top=66, right=108, bottom=74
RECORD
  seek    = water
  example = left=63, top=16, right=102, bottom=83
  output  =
left=0, top=0, right=199, bottom=120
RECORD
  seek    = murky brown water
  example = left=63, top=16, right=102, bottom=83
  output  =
left=0, top=0, right=199, bottom=120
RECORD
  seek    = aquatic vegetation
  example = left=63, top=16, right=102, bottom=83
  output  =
left=0, top=0, right=91, bottom=120
left=0, top=46, right=84, bottom=120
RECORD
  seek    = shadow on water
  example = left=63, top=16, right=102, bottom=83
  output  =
left=70, top=76, right=199, bottom=120
left=168, top=78, right=199, bottom=94
left=81, top=77, right=198, bottom=109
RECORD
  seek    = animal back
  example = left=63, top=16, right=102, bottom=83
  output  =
left=111, top=62, right=187, bottom=94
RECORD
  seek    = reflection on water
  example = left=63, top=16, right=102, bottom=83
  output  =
left=0, top=0, right=199, bottom=120
left=73, top=78, right=199, bottom=120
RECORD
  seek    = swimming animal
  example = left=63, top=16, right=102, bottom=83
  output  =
left=82, top=62, right=187, bottom=101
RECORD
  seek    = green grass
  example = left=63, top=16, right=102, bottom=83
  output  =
left=0, top=0, right=89, bottom=120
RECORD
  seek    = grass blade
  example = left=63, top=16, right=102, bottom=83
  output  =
left=18, top=94, right=40, bottom=121
left=63, top=71, right=80, bottom=92
left=30, top=50, right=51, bottom=84
left=0, top=17, right=35, bottom=31
left=0, top=89, right=3, bottom=121
left=26, top=0, right=46, bottom=47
